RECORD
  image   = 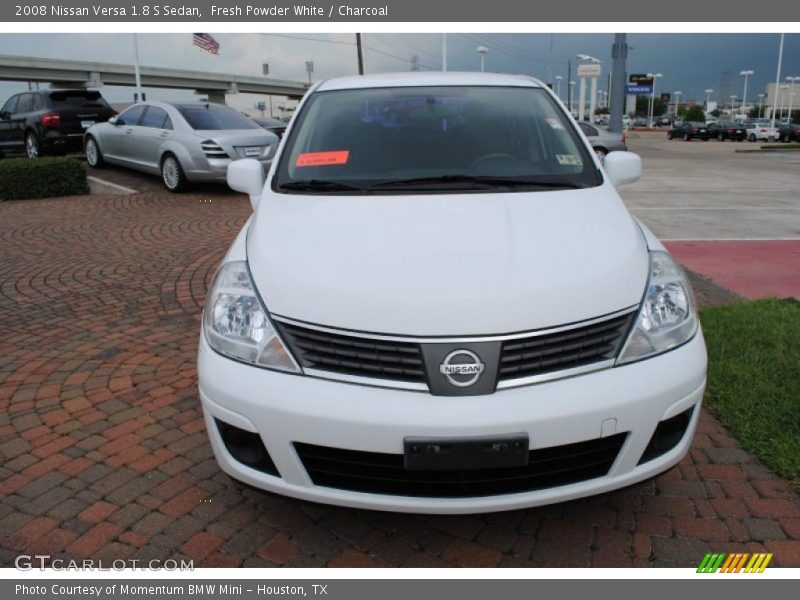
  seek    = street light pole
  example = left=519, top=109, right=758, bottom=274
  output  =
left=704, top=89, right=714, bottom=108
left=569, top=80, right=575, bottom=113
left=555, top=75, right=563, bottom=99
left=757, top=93, right=765, bottom=118
left=674, top=91, right=682, bottom=118
left=740, top=69, right=754, bottom=115
left=477, top=46, right=488, bottom=72
left=648, top=73, right=662, bottom=127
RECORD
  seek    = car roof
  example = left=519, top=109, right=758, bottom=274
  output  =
left=315, top=71, right=544, bottom=92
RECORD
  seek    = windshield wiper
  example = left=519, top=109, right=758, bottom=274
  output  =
left=279, top=180, right=366, bottom=193
left=367, top=175, right=587, bottom=190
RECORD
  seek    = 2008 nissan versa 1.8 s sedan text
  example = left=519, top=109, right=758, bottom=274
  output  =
left=198, top=72, right=707, bottom=514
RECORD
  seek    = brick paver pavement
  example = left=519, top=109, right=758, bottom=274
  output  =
left=1, top=193, right=799, bottom=568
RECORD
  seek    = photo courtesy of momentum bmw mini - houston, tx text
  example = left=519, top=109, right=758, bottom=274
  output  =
left=199, top=71, right=707, bottom=513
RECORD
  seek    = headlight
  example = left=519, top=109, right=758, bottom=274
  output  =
left=617, top=250, right=698, bottom=364
left=203, top=261, right=300, bottom=373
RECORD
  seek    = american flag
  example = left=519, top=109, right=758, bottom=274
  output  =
left=193, top=33, right=220, bottom=55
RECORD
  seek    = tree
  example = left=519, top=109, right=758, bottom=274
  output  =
left=677, top=105, right=688, bottom=118
left=710, top=108, right=722, bottom=118
left=595, top=106, right=609, bottom=115
left=684, top=105, right=706, bottom=122
left=749, top=105, right=761, bottom=119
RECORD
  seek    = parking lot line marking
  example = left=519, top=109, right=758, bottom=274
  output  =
left=86, top=176, right=138, bottom=195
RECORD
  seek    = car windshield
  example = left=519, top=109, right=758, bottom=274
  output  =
left=176, top=105, right=259, bottom=130
left=273, top=85, right=601, bottom=194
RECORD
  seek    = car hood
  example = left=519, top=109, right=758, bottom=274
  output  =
left=247, top=185, right=649, bottom=336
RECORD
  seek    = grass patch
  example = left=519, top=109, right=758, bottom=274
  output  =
left=701, top=298, right=800, bottom=487
left=0, top=156, right=89, bottom=201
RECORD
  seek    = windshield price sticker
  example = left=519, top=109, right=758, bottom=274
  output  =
left=556, top=154, right=582, bottom=166
left=545, top=117, right=565, bottom=130
left=296, top=151, right=350, bottom=167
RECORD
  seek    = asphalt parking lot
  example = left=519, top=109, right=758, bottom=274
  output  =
left=1, top=136, right=799, bottom=569
left=621, top=132, right=800, bottom=241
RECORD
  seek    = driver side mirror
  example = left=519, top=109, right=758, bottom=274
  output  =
left=0, top=111, right=9, bottom=120
left=603, top=151, right=642, bottom=187
left=227, top=159, right=265, bottom=209
left=108, top=116, right=120, bottom=125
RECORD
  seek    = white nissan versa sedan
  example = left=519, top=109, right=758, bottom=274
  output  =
left=198, top=72, right=707, bottom=514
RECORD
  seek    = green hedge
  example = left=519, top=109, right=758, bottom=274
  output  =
left=0, top=156, right=89, bottom=201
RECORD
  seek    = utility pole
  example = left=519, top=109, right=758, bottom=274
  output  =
left=356, top=33, right=364, bottom=75
left=609, top=34, right=628, bottom=133
left=410, top=54, right=420, bottom=71
left=132, top=33, right=144, bottom=102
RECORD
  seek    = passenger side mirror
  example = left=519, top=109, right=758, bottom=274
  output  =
left=109, top=116, right=120, bottom=125
left=0, top=111, right=9, bottom=120
left=227, top=159, right=265, bottom=209
left=603, top=151, right=642, bottom=187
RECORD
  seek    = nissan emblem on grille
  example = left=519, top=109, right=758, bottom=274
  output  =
left=439, top=350, right=486, bottom=387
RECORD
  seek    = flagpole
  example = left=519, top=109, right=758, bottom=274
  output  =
left=132, top=33, right=144, bottom=102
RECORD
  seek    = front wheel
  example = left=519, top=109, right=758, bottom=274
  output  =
left=783, top=134, right=791, bottom=143
left=718, top=133, right=725, bottom=141
left=683, top=133, right=690, bottom=141
left=667, top=132, right=673, bottom=140
left=748, top=134, right=756, bottom=142
left=25, top=132, right=40, bottom=159
left=84, top=136, right=105, bottom=168
left=161, top=153, right=187, bottom=193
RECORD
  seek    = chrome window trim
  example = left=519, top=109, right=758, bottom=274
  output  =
left=272, top=306, right=638, bottom=345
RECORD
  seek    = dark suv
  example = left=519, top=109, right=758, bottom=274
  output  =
left=0, top=89, right=115, bottom=158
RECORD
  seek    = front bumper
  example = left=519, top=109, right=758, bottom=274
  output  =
left=198, top=330, right=707, bottom=514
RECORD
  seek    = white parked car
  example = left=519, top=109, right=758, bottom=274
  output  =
left=199, top=72, right=707, bottom=514
left=745, top=119, right=777, bottom=142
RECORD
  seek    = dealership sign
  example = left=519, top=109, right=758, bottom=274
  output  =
left=627, top=84, right=653, bottom=94
left=577, top=63, right=602, bottom=77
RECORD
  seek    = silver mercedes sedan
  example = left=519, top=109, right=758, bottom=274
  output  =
left=84, top=101, right=279, bottom=192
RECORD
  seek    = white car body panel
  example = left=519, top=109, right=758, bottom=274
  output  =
left=199, top=72, right=707, bottom=513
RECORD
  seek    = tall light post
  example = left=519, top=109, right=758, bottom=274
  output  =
left=647, top=72, right=663, bottom=127
left=674, top=91, right=683, bottom=118
left=477, top=46, right=488, bottom=72
left=704, top=89, right=714, bottom=107
left=757, top=93, right=765, bottom=118
left=555, top=75, right=563, bottom=99
left=786, top=76, right=799, bottom=123
left=739, top=69, right=754, bottom=115
left=569, top=81, right=576, bottom=113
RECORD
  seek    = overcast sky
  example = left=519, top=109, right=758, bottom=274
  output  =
left=1, top=33, right=798, bottom=112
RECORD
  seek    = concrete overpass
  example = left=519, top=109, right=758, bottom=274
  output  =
left=0, top=55, right=309, bottom=104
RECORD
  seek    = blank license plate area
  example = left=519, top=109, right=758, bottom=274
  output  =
left=244, top=147, right=262, bottom=156
left=404, top=433, right=529, bottom=471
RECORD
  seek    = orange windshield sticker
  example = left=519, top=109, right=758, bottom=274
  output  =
left=296, top=151, right=350, bottom=167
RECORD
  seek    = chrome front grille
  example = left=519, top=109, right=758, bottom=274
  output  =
left=274, top=308, right=637, bottom=393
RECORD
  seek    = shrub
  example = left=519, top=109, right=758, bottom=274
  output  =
left=0, top=156, right=89, bottom=201
left=684, top=105, right=706, bottom=122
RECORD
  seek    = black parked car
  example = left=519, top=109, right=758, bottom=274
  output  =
left=777, top=123, right=800, bottom=143
left=0, top=89, right=115, bottom=158
left=707, top=121, right=746, bottom=141
left=667, top=121, right=710, bottom=141
left=251, top=116, right=287, bottom=139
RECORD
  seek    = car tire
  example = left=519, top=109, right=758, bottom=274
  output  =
left=667, top=132, right=673, bottom=140
left=748, top=134, right=756, bottom=142
left=84, top=136, right=105, bottom=168
left=594, top=147, right=608, bottom=161
left=783, top=134, right=791, bottom=143
left=683, top=133, right=690, bottom=141
left=161, top=153, right=187, bottom=193
left=25, top=131, right=40, bottom=159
